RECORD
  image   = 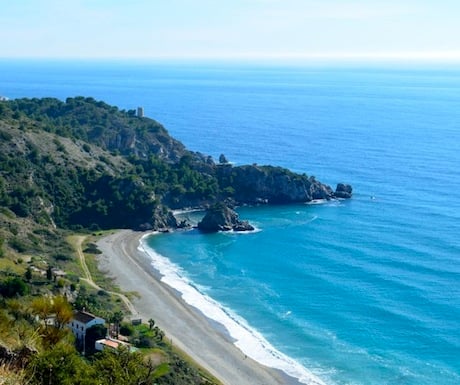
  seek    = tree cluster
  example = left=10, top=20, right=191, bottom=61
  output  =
left=0, top=291, right=216, bottom=385
left=0, top=97, right=224, bottom=230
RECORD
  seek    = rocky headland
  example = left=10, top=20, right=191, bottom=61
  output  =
left=0, top=96, right=352, bottom=235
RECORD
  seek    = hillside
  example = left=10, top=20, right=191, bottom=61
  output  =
left=0, top=96, right=351, bottom=384
left=0, top=96, right=350, bottom=237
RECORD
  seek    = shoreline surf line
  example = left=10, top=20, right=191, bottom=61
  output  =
left=96, top=229, right=307, bottom=385
left=139, top=232, right=326, bottom=385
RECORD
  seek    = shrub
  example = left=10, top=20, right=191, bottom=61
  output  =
left=0, top=130, right=12, bottom=141
left=53, top=253, right=71, bottom=261
left=119, top=323, right=134, bottom=336
left=0, top=277, right=29, bottom=297
left=83, top=243, right=102, bottom=254
left=138, top=336, right=156, bottom=348
left=9, top=237, right=28, bottom=253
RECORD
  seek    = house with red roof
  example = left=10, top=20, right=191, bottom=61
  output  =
left=95, top=337, right=136, bottom=352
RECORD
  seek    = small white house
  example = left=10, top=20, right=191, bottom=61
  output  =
left=68, top=310, right=105, bottom=342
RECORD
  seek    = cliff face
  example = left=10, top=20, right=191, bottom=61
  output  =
left=218, top=164, right=335, bottom=205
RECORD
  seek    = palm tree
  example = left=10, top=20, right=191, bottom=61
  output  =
left=155, top=329, right=165, bottom=342
left=109, top=310, right=124, bottom=338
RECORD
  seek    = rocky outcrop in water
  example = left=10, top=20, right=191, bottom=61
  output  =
left=197, top=203, right=254, bottom=233
left=333, top=183, right=353, bottom=199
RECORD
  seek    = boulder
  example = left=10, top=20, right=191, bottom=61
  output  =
left=198, top=204, right=254, bottom=233
left=334, top=183, right=353, bottom=199
left=233, top=220, right=254, bottom=232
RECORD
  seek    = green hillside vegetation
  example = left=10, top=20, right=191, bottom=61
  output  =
left=0, top=96, right=239, bottom=384
left=0, top=96, right=217, bottom=230
left=0, top=96, right=345, bottom=384
left=0, top=293, right=217, bottom=385
left=0, top=96, right=336, bottom=232
left=0, top=227, right=219, bottom=384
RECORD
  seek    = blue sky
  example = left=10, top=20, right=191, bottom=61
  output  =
left=2, top=0, right=460, bottom=62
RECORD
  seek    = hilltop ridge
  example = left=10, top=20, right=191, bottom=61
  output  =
left=0, top=96, right=351, bottom=236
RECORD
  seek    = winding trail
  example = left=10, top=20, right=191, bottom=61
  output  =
left=71, top=235, right=137, bottom=316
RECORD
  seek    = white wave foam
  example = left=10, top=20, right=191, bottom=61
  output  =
left=138, top=234, right=326, bottom=385
left=305, top=215, right=319, bottom=224
left=305, top=199, right=328, bottom=205
left=305, top=199, right=343, bottom=207
left=172, top=208, right=203, bottom=215
left=223, top=225, right=262, bottom=235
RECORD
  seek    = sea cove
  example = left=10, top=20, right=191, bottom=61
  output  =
left=1, top=61, right=460, bottom=384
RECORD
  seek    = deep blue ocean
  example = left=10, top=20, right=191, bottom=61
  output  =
left=1, top=60, right=460, bottom=385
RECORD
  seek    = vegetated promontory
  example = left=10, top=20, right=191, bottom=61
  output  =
left=0, top=96, right=351, bottom=384
left=0, top=96, right=351, bottom=234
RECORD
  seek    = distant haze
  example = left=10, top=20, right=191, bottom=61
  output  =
left=1, top=0, right=460, bottom=63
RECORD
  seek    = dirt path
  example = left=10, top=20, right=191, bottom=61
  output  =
left=70, top=235, right=137, bottom=316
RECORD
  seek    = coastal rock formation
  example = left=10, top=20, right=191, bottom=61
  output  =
left=218, top=164, right=335, bottom=204
left=198, top=203, right=254, bottom=233
left=146, top=206, right=178, bottom=230
left=334, top=183, right=353, bottom=199
left=0, top=97, right=352, bottom=233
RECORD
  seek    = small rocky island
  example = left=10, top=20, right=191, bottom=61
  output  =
left=197, top=203, right=254, bottom=233
left=334, top=183, right=353, bottom=199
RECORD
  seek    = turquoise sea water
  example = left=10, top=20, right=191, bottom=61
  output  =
left=1, top=60, right=460, bottom=384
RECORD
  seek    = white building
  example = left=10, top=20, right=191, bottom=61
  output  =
left=68, top=310, right=105, bottom=343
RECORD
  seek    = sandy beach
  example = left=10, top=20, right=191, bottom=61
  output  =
left=97, top=229, right=302, bottom=385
